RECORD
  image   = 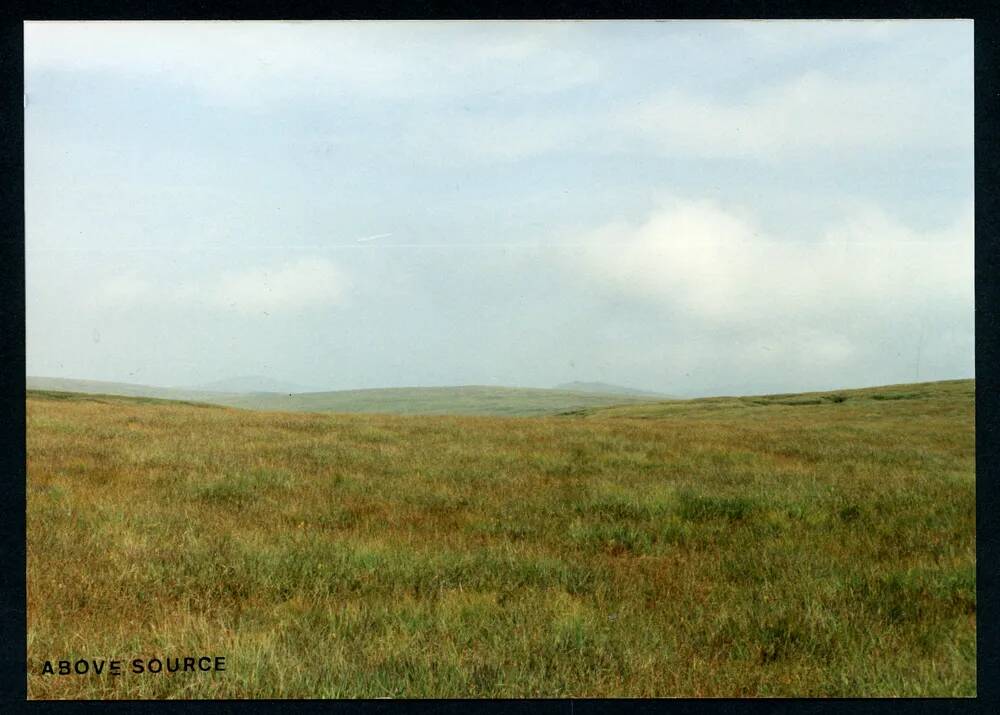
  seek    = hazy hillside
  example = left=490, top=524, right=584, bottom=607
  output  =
left=26, top=377, right=660, bottom=417
left=554, top=381, right=667, bottom=398
left=186, top=385, right=659, bottom=417
left=26, top=376, right=974, bottom=420
left=574, top=378, right=974, bottom=419
left=25, top=376, right=230, bottom=403
left=191, top=375, right=316, bottom=394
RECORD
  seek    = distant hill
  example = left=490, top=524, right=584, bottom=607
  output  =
left=571, top=378, right=975, bottom=420
left=26, top=376, right=227, bottom=403
left=26, top=377, right=661, bottom=417
left=554, top=381, right=668, bottom=398
left=205, top=385, right=660, bottom=417
left=25, top=375, right=974, bottom=419
left=190, top=376, right=316, bottom=394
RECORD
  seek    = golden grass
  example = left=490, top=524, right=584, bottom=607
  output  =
left=26, top=379, right=975, bottom=698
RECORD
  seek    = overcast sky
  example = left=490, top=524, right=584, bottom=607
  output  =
left=25, top=20, right=973, bottom=396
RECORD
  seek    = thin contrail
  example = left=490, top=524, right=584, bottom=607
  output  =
left=356, top=232, right=393, bottom=243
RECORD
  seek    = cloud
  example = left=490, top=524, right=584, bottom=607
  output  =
left=734, top=19, right=899, bottom=55
left=25, top=22, right=969, bottom=168
left=395, top=108, right=593, bottom=165
left=561, top=198, right=972, bottom=393
left=203, top=257, right=348, bottom=314
left=618, top=70, right=971, bottom=160
left=572, top=197, right=973, bottom=332
left=95, top=274, right=154, bottom=307
left=84, top=257, right=350, bottom=316
left=24, top=21, right=601, bottom=107
left=373, top=64, right=969, bottom=167
left=24, top=21, right=973, bottom=393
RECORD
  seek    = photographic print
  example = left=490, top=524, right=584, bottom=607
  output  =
left=24, top=19, right=974, bottom=698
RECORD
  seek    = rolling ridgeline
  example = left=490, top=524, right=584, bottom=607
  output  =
left=26, top=378, right=975, bottom=697
left=25, top=376, right=667, bottom=417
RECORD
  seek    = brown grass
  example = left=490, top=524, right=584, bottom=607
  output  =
left=26, top=379, right=975, bottom=698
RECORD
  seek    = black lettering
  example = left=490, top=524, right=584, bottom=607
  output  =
left=93, top=660, right=105, bottom=675
left=215, top=656, right=226, bottom=672
left=73, top=660, right=88, bottom=675
left=183, top=657, right=195, bottom=672
left=132, top=658, right=144, bottom=674
left=42, top=661, right=54, bottom=675
left=110, top=660, right=122, bottom=676
left=148, top=658, right=162, bottom=673
left=58, top=661, right=70, bottom=675
left=198, top=656, right=212, bottom=671
left=166, top=658, right=180, bottom=673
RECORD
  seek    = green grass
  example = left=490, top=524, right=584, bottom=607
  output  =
left=26, top=379, right=975, bottom=698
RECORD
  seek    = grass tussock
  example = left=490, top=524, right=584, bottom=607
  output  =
left=26, top=379, right=975, bottom=698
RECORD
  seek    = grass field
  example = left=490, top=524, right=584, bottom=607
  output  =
left=26, top=379, right=975, bottom=698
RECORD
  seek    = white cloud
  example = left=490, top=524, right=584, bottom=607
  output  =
left=367, top=66, right=967, bottom=166
left=23, top=21, right=973, bottom=392
left=562, top=198, right=972, bottom=392
left=203, top=258, right=348, bottom=314
left=24, top=21, right=601, bottom=107
left=734, top=19, right=899, bottom=54
left=397, top=108, right=591, bottom=165
left=617, top=70, right=971, bottom=159
left=572, top=197, right=973, bottom=331
left=84, top=257, right=350, bottom=316
left=24, top=21, right=969, bottom=166
left=95, top=274, right=153, bottom=307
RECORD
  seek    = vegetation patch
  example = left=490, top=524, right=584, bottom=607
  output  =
left=677, top=491, right=758, bottom=522
left=871, top=392, right=924, bottom=401
left=190, top=468, right=293, bottom=506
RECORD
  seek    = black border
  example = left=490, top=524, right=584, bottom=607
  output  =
left=2, top=2, right=995, bottom=713
left=2, top=1, right=990, bottom=20
left=974, top=5, right=998, bottom=715
left=0, top=6, right=26, bottom=711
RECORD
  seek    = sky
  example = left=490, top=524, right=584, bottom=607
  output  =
left=24, top=20, right=974, bottom=396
